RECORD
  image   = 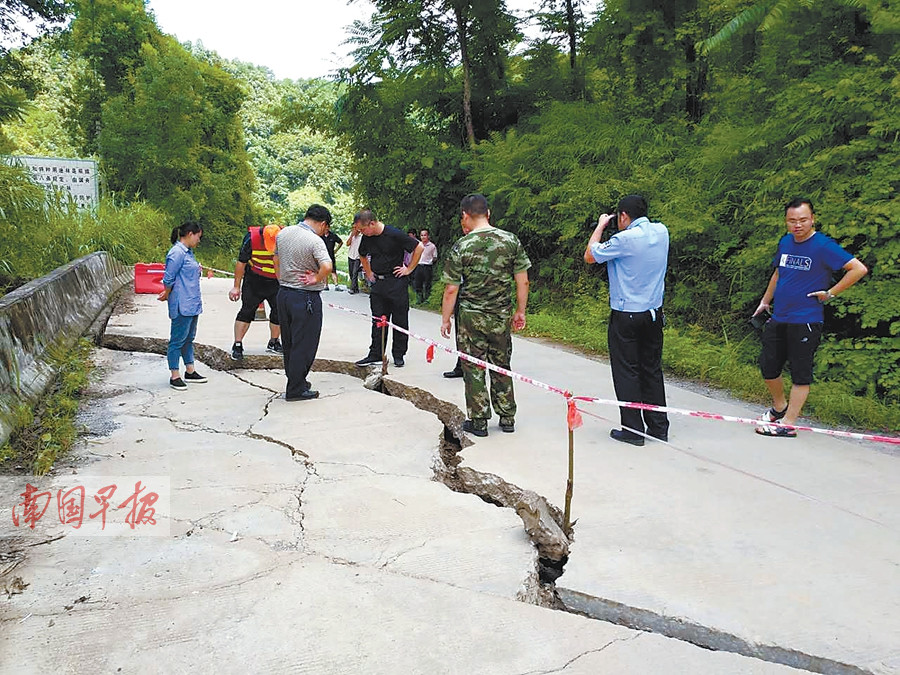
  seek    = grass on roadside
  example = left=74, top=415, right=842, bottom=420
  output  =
left=524, top=304, right=900, bottom=433
left=0, top=338, right=94, bottom=475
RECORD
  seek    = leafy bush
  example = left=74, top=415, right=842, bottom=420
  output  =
left=0, top=163, right=174, bottom=292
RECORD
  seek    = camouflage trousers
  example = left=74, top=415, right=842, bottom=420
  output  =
left=456, top=307, right=516, bottom=428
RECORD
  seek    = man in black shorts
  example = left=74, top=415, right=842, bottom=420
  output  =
left=228, top=223, right=283, bottom=360
left=752, top=197, right=867, bottom=437
left=354, top=209, right=423, bottom=368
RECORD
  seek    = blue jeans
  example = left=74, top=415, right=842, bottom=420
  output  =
left=168, top=314, right=199, bottom=371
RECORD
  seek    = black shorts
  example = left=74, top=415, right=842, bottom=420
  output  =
left=758, top=320, right=823, bottom=385
left=236, top=271, right=280, bottom=325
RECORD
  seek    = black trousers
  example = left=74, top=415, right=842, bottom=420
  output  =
left=348, top=258, right=361, bottom=292
left=277, top=287, right=322, bottom=397
left=413, top=264, right=433, bottom=301
left=608, top=308, right=669, bottom=437
left=366, top=276, right=409, bottom=359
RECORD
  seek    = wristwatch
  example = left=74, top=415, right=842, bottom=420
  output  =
left=825, top=290, right=835, bottom=301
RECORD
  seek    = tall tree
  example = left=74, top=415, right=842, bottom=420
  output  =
left=351, top=0, right=519, bottom=146
left=0, top=0, right=71, bottom=148
left=534, top=0, right=584, bottom=70
left=97, top=36, right=257, bottom=246
left=0, top=0, right=69, bottom=57
left=64, top=0, right=258, bottom=245
left=584, top=0, right=709, bottom=122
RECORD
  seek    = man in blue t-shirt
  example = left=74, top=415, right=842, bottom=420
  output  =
left=752, top=197, right=867, bottom=437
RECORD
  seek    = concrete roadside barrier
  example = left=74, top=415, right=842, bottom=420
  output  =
left=0, top=252, right=130, bottom=447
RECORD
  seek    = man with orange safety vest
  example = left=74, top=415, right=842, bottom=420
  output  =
left=228, top=223, right=283, bottom=360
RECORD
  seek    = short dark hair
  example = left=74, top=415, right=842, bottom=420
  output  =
left=354, top=208, right=377, bottom=225
left=617, top=194, right=648, bottom=220
left=305, top=204, right=332, bottom=225
left=785, top=197, right=814, bottom=214
left=407, top=228, right=418, bottom=237
left=461, top=193, right=489, bottom=217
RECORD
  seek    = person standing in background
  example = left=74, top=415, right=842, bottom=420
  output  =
left=228, top=223, right=283, bottom=360
left=158, top=222, right=207, bottom=391
left=320, top=221, right=343, bottom=290
left=442, top=217, right=474, bottom=380
left=414, top=228, right=438, bottom=304
left=403, top=228, right=419, bottom=269
left=346, top=217, right=363, bottom=294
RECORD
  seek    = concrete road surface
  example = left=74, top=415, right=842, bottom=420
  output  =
left=2, top=277, right=897, bottom=674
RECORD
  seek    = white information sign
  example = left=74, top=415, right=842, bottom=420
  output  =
left=4, top=155, right=99, bottom=207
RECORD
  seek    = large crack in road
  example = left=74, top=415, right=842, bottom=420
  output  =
left=91, top=334, right=871, bottom=674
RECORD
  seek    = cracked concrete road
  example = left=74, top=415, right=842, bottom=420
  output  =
left=1, top=277, right=894, bottom=673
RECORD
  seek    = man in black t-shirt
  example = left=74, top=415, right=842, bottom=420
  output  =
left=354, top=209, right=423, bottom=368
left=320, top=222, right=343, bottom=289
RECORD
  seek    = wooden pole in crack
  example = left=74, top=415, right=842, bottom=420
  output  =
left=380, top=320, right=388, bottom=376
left=564, top=425, right=574, bottom=531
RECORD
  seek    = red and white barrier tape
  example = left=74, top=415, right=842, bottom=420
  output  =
left=201, top=267, right=353, bottom=279
left=571, top=396, right=900, bottom=446
left=199, top=266, right=234, bottom=277
left=324, top=301, right=571, bottom=398
left=324, top=300, right=900, bottom=446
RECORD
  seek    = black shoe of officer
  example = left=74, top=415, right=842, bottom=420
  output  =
left=443, top=368, right=463, bottom=378
left=609, top=429, right=644, bottom=446
left=355, top=354, right=382, bottom=367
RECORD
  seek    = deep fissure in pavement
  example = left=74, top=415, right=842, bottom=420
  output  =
left=559, top=589, right=870, bottom=675
left=371, top=374, right=872, bottom=675
left=97, top=334, right=872, bottom=674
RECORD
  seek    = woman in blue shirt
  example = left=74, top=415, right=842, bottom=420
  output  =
left=158, top=222, right=207, bottom=390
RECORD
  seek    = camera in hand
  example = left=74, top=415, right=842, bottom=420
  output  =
left=599, top=213, right=617, bottom=243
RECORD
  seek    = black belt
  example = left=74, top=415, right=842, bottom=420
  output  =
left=611, top=307, right=664, bottom=323
left=283, top=286, right=320, bottom=293
left=611, top=306, right=662, bottom=314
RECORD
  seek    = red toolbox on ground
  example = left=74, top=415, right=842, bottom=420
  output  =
left=134, top=263, right=166, bottom=294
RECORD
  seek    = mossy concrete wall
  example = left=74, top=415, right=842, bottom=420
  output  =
left=0, top=252, right=130, bottom=447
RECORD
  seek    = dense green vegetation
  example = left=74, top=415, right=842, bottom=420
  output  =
left=314, top=0, right=898, bottom=427
left=189, top=46, right=357, bottom=228
left=0, top=162, right=174, bottom=292
left=1, top=0, right=897, bottom=431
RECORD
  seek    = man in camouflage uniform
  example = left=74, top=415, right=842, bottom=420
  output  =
left=440, top=193, right=531, bottom=437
